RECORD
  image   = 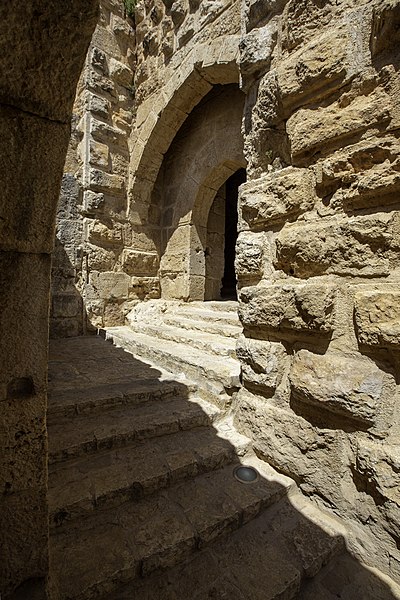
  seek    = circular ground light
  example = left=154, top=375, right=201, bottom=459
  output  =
left=233, top=465, right=259, bottom=484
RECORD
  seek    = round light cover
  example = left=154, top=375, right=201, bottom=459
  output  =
left=233, top=465, right=259, bottom=484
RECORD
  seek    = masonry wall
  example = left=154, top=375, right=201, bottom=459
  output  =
left=0, top=2, right=98, bottom=597
left=234, top=0, right=400, bottom=581
left=50, top=0, right=400, bottom=584
left=51, top=0, right=136, bottom=334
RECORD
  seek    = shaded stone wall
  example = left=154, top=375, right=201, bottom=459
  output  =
left=50, top=0, right=136, bottom=334
left=234, top=0, right=400, bottom=582
left=0, top=1, right=98, bottom=597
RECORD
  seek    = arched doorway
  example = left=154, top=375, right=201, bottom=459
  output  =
left=155, top=84, right=246, bottom=301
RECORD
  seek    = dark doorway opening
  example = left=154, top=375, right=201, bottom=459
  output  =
left=221, top=168, right=246, bottom=299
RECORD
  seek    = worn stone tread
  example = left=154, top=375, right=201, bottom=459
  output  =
left=164, top=313, right=242, bottom=338
left=50, top=458, right=293, bottom=600
left=48, top=395, right=220, bottom=463
left=129, top=321, right=238, bottom=358
left=106, top=327, right=241, bottom=401
left=48, top=425, right=251, bottom=526
left=96, top=483, right=345, bottom=600
left=47, top=378, right=195, bottom=419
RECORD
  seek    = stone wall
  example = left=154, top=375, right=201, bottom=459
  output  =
left=234, top=0, right=400, bottom=582
left=50, top=0, right=400, bottom=584
left=51, top=0, right=136, bottom=333
left=51, top=0, right=242, bottom=330
left=0, top=1, right=98, bottom=597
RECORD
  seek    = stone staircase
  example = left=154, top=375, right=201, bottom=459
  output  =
left=105, top=300, right=242, bottom=407
left=47, top=322, right=400, bottom=600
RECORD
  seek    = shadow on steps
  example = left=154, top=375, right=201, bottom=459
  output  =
left=45, top=335, right=400, bottom=600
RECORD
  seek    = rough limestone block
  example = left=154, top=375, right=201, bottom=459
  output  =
left=244, top=0, right=285, bottom=33
left=239, top=167, right=315, bottom=229
left=290, top=350, right=391, bottom=425
left=276, top=25, right=358, bottom=110
left=354, top=290, right=400, bottom=349
left=354, top=439, right=400, bottom=507
left=89, top=271, right=130, bottom=300
left=52, top=294, right=82, bottom=319
left=0, top=252, right=50, bottom=404
left=239, top=282, right=335, bottom=334
left=234, top=388, right=350, bottom=509
left=0, top=106, right=70, bottom=253
left=121, top=249, right=159, bottom=276
left=86, top=219, right=123, bottom=247
left=235, top=231, right=265, bottom=282
left=239, top=23, right=277, bottom=84
left=236, top=334, right=287, bottom=395
left=287, top=89, right=392, bottom=163
left=89, top=168, right=125, bottom=194
left=89, top=140, right=110, bottom=168
left=86, top=92, right=111, bottom=119
left=0, top=489, right=48, bottom=598
left=275, top=213, right=400, bottom=279
left=129, top=277, right=161, bottom=301
left=0, top=395, right=47, bottom=493
left=109, top=58, right=133, bottom=87
left=313, top=136, right=400, bottom=210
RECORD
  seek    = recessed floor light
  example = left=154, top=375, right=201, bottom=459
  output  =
left=234, top=465, right=259, bottom=484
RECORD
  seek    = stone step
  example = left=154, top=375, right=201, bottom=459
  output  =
left=48, top=395, right=220, bottom=464
left=48, top=422, right=252, bottom=528
left=106, top=327, right=241, bottom=406
left=163, top=313, right=242, bottom=338
left=48, top=378, right=196, bottom=419
left=168, top=305, right=241, bottom=328
left=109, top=489, right=345, bottom=600
left=50, top=457, right=295, bottom=600
left=129, top=322, right=237, bottom=358
left=192, top=300, right=239, bottom=313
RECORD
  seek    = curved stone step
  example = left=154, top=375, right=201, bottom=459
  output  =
left=50, top=458, right=293, bottom=600
left=48, top=395, right=220, bottom=464
left=164, top=313, right=242, bottom=338
left=48, top=423, right=252, bottom=528
left=129, top=322, right=237, bottom=358
left=106, top=326, right=241, bottom=406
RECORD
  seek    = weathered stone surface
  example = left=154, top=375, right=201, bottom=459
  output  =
left=239, top=282, right=336, bottom=334
left=354, top=290, right=400, bottom=349
left=287, top=89, right=392, bottom=163
left=121, top=249, right=159, bottom=276
left=86, top=219, right=124, bottom=247
left=0, top=0, right=98, bottom=121
left=370, top=0, right=400, bottom=58
left=235, top=231, right=265, bottom=282
left=239, top=167, right=316, bottom=229
left=236, top=334, right=287, bottom=395
left=354, top=439, right=400, bottom=507
left=276, top=25, right=360, bottom=110
left=234, top=388, right=350, bottom=509
left=276, top=214, right=400, bottom=279
left=290, top=350, right=391, bottom=424
left=314, top=136, right=400, bottom=210
left=0, top=107, right=70, bottom=253
left=239, top=23, right=277, bottom=85
left=89, top=271, right=131, bottom=300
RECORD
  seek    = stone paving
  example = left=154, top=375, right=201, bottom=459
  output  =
left=47, top=331, right=400, bottom=599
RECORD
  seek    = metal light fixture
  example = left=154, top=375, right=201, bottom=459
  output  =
left=233, top=465, right=259, bottom=484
